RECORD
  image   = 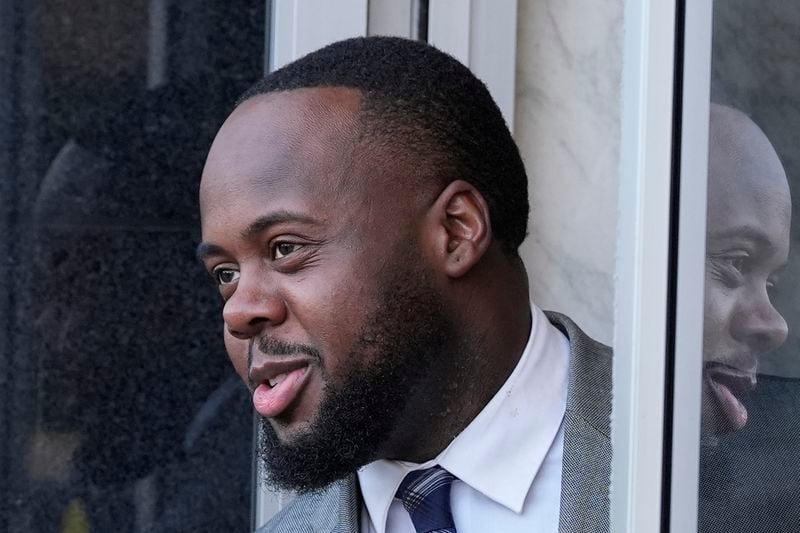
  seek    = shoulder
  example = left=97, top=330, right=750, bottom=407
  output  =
left=544, top=311, right=612, bottom=368
left=256, top=476, right=360, bottom=533
left=546, top=312, right=612, bottom=532
left=544, top=310, right=612, bottom=438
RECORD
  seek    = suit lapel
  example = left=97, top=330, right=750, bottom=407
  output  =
left=335, top=475, right=361, bottom=533
left=315, top=475, right=361, bottom=533
left=546, top=312, right=612, bottom=533
left=260, top=475, right=360, bottom=533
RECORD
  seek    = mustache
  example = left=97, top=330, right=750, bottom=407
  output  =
left=248, top=336, right=322, bottom=366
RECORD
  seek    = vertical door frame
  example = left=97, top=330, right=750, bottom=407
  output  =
left=667, top=0, right=713, bottom=531
left=269, top=0, right=369, bottom=72
left=427, top=0, right=517, bottom=131
left=612, top=0, right=678, bottom=530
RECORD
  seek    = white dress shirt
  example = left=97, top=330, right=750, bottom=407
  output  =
left=358, top=304, right=570, bottom=533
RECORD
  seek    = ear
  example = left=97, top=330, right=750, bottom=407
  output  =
left=426, top=180, right=492, bottom=278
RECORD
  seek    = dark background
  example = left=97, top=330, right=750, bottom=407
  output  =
left=0, top=1, right=265, bottom=531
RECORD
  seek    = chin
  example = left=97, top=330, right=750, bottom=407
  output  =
left=267, top=415, right=316, bottom=443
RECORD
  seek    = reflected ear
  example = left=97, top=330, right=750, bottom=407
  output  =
left=427, top=180, right=492, bottom=278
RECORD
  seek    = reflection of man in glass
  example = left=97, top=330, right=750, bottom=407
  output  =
left=702, top=103, right=791, bottom=435
left=28, top=81, right=252, bottom=532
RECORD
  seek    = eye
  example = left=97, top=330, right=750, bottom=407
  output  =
left=273, top=242, right=303, bottom=260
left=725, top=255, right=746, bottom=273
left=708, top=251, right=749, bottom=288
left=716, top=251, right=748, bottom=275
left=212, top=266, right=240, bottom=286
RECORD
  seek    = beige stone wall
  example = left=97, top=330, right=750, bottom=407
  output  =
left=514, top=0, right=623, bottom=344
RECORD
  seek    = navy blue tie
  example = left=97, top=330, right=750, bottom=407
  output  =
left=395, top=466, right=457, bottom=533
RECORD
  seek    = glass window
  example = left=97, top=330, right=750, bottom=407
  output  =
left=1, top=1, right=265, bottom=531
left=697, top=1, right=800, bottom=530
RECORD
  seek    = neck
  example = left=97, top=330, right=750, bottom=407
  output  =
left=383, top=254, right=532, bottom=462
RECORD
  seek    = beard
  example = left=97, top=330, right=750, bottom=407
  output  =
left=256, top=265, right=458, bottom=493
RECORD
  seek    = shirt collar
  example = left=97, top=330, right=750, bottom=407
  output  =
left=357, top=304, right=570, bottom=532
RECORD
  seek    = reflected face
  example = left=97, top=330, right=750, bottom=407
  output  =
left=199, top=88, right=458, bottom=490
left=702, top=106, right=791, bottom=434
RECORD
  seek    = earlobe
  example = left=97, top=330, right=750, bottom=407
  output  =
left=431, top=180, right=492, bottom=278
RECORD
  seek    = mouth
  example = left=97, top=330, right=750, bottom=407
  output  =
left=249, top=359, right=312, bottom=419
left=704, top=362, right=757, bottom=431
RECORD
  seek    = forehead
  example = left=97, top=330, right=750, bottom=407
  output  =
left=200, top=87, right=364, bottom=220
left=707, top=108, right=790, bottom=238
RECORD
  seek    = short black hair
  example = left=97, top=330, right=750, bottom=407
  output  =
left=238, top=36, right=529, bottom=253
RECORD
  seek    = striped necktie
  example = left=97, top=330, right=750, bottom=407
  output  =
left=395, top=466, right=457, bottom=533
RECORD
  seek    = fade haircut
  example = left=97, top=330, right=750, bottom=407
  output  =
left=238, top=36, right=529, bottom=253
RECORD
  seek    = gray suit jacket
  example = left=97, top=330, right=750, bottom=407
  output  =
left=258, top=312, right=612, bottom=533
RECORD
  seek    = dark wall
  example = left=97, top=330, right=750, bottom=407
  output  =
left=0, top=1, right=265, bottom=531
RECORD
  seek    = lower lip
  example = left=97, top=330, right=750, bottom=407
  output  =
left=252, top=366, right=311, bottom=418
left=707, top=375, right=749, bottom=430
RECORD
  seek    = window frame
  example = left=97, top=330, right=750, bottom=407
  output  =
left=664, top=0, right=713, bottom=531
left=611, top=0, right=679, bottom=530
left=612, top=0, right=713, bottom=531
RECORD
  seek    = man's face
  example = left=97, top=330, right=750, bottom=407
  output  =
left=200, top=88, right=459, bottom=491
left=702, top=107, right=791, bottom=434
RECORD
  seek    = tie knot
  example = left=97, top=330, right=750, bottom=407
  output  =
left=395, top=466, right=457, bottom=533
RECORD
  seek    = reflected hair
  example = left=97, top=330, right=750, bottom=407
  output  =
left=237, top=36, right=529, bottom=254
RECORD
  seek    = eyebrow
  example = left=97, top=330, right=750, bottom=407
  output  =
left=196, top=210, right=322, bottom=261
left=708, top=225, right=773, bottom=248
left=240, top=210, right=322, bottom=240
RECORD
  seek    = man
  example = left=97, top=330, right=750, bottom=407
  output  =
left=698, top=105, right=797, bottom=531
left=199, top=37, right=611, bottom=532
left=700, top=103, right=790, bottom=437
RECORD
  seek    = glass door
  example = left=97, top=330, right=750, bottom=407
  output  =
left=667, top=0, right=800, bottom=531
left=0, top=2, right=266, bottom=531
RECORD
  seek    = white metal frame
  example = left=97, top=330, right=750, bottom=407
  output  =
left=269, top=0, right=369, bottom=72
left=367, top=0, right=414, bottom=38
left=667, top=1, right=713, bottom=532
left=612, top=0, right=678, bottom=531
left=427, top=0, right=517, bottom=131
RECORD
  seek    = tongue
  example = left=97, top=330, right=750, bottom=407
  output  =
left=710, top=379, right=748, bottom=430
left=253, top=367, right=308, bottom=418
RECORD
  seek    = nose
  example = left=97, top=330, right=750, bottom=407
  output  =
left=733, top=288, right=788, bottom=355
left=222, top=273, right=287, bottom=339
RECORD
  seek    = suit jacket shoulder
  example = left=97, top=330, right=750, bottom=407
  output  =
left=545, top=311, right=612, bottom=533
left=256, top=476, right=360, bottom=533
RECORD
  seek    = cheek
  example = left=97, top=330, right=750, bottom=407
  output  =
left=285, top=263, right=381, bottom=367
left=702, top=280, right=738, bottom=357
